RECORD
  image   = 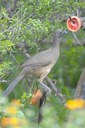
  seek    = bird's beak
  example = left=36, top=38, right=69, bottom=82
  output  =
left=59, top=30, right=67, bottom=37
left=61, top=31, right=67, bottom=36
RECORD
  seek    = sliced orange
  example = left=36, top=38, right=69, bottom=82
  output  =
left=67, top=16, right=82, bottom=32
left=30, top=90, right=42, bottom=105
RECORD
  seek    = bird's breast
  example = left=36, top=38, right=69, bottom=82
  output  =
left=32, top=63, right=54, bottom=78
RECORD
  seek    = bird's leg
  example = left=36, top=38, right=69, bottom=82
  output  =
left=37, top=74, right=51, bottom=94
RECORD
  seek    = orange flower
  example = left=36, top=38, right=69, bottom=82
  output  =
left=1, top=117, right=28, bottom=127
left=1, top=117, right=10, bottom=126
left=1, top=117, right=19, bottom=127
left=30, top=89, right=42, bottom=105
left=65, top=99, right=85, bottom=110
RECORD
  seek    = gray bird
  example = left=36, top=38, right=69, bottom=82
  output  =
left=3, top=29, right=67, bottom=97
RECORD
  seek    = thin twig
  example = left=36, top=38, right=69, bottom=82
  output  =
left=1, top=12, right=34, bottom=34
left=10, top=51, right=20, bottom=67
left=9, top=51, right=31, bottom=87
left=17, top=42, right=30, bottom=59
left=72, top=32, right=82, bottom=45
left=76, top=8, right=80, bottom=17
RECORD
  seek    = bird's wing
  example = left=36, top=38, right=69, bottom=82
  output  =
left=21, top=48, right=53, bottom=68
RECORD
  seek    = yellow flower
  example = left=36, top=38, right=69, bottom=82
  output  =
left=6, top=106, right=17, bottom=115
left=9, top=117, right=19, bottom=126
left=11, top=99, right=21, bottom=106
left=65, top=99, right=85, bottom=110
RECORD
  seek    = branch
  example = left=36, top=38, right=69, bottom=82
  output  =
left=76, top=8, right=80, bottom=17
left=72, top=32, right=82, bottom=45
left=74, top=68, right=85, bottom=99
left=0, top=77, right=7, bottom=83
left=80, top=17, right=85, bottom=22
left=17, top=42, right=30, bottom=59
left=46, top=77, right=65, bottom=103
left=72, top=41, right=85, bottom=46
left=7, top=0, right=17, bottom=17
left=9, top=48, right=31, bottom=87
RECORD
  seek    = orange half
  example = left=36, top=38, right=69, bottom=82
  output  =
left=67, top=16, right=82, bottom=32
left=30, top=89, right=42, bottom=105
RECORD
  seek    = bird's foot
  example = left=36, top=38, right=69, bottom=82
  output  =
left=40, top=82, right=52, bottom=95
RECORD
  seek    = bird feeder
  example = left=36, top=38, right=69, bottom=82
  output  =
left=67, top=16, right=82, bottom=32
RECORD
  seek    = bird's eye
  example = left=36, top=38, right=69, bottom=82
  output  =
left=60, top=32, right=62, bottom=34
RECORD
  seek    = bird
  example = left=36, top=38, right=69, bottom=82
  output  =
left=3, top=29, right=67, bottom=97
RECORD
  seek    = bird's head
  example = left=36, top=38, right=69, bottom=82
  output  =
left=54, top=29, right=67, bottom=39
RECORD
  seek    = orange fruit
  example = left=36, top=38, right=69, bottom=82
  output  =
left=67, top=16, right=82, bottom=32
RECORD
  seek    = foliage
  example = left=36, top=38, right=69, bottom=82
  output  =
left=0, top=0, right=85, bottom=127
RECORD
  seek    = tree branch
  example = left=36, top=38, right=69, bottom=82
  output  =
left=74, top=68, right=85, bottom=99
left=17, top=42, right=30, bottom=59
left=72, top=32, right=82, bottom=45
left=46, top=77, right=65, bottom=103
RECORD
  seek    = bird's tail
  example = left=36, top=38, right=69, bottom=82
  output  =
left=3, top=71, right=25, bottom=97
left=38, top=91, right=47, bottom=124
